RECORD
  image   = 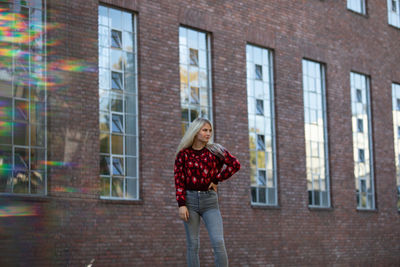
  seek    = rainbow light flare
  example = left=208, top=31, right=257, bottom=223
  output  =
left=0, top=204, right=40, bottom=217
left=0, top=7, right=96, bottom=92
left=53, top=186, right=90, bottom=193
left=40, top=160, right=77, bottom=167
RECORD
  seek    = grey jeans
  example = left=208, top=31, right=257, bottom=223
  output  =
left=183, top=190, right=228, bottom=267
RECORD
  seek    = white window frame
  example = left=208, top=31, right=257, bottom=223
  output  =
left=391, top=83, right=400, bottom=210
left=0, top=0, right=48, bottom=196
left=350, top=72, right=375, bottom=210
left=179, top=26, right=213, bottom=134
left=98, top=5, right=139, bottom=200
left=246, top=44, right=278, bottom=206
left=388, top=0, right=400, bottom=28
left=347, top=0, right=367, bottom=14
left=302, top=59, right=331, bottom=208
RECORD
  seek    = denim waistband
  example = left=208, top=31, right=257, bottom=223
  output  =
left=187, top=189, right=215, bottom=194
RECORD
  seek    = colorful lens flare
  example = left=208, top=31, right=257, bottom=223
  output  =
left=0, top=7, right=96, bottom=93
left=39, top=161, right=77, bottom=167
left=0, top=204, right=40, bottom=217
left=53, top=186, right=90, bottom=193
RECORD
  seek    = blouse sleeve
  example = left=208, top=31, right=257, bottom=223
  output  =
left=174, top=151, right=187, bottom=207
left=211, top=149, right=241, bottom=184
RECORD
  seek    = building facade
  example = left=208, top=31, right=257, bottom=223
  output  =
left=0, top=0, right=400, bottom=266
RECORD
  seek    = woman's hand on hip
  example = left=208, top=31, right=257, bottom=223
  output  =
left=208, top=182, right=218, bottom=192
left=179, top=206, right=189, bottom=221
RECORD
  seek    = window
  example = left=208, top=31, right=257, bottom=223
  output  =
left=0, top=1, right=47, bottom=195
left=350, top=72, right=374, bottom=210
left=179, top=27, right=212, bottom=134
left=246, top=44, right=277, bottom=206
left=388, top=0, right=400, bottom=28
left=391, top=83, right=400, bottom=210
left=98, top=6, right=138, bottom=200
left=347, top=0, right=366, bottom=14
left=302, top=60, right=330, bottom=207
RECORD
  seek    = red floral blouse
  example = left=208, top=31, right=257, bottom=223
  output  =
left=174, top=146, right=241, bottom=207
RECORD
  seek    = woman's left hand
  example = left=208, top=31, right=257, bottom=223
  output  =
left=208, top=182, right=218, bottom=192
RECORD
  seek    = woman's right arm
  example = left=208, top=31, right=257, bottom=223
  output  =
left=174, top=151, right=187, bottom=207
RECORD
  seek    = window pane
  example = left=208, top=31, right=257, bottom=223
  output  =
left=112, top=178, right=123, bottom=197
left=180, top=27, right=211, bottom=135
left=111, top=30, right=122, bottom=48
left=100, top=156, right=110, bottom=175
left=247, top=45, right=276, bottom=206
left=101, top=177, right=110, bottom=196
left=125, top=178, right=137, bottom=199
left=100, top=133, right=110, bottom=153
left=14, top=122, right=29, bottom=146
left=112, top=157, right=124, bottom=176
left=99, top=6, right=138, bottom=199
left=112, top=134, right=123, bottom=155
left=351, top=72, right=374, bottom=209
left=303, top=59, right=329, bottom=207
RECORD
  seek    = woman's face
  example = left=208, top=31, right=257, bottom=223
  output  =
left=195, top=123, right=212, bottom=144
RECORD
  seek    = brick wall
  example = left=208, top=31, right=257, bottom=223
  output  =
left=0, top=0, right=399, bottom=266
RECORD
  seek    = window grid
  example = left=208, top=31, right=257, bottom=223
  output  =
left=246, top=44, right=277, bottom=206
left=302, top=59, right=330, bottom=208
left=0, top=1, right=47, bottom=196
left=179, top=27, right=212, bottom=134
left=98, top=6, right=139, bottom=200
left=391, top=83, right=400, bottom=210
left=350, top=72, right=375, bottom=210
left=347, top=0, right=366, bottom=14
left=388, top=0, right=400, bottom=28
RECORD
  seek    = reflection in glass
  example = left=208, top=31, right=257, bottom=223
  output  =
left=126, top=157, right=137, bottom=177
left=126, top=135, right=136, bottom=157
left=255, top=65, right=262, bottom=80
left=112, top=157, right=124, bottom=176
left=256, top=99, right=264, bottom=115
left=125, top=115, right=136, bottom=135
left=112, top=134, right=123, bottom=155
left=256, top=135, right=265, bottom=150
left=189, top=48, right=198, bottom=66
left=258, top=170, right=266, bottom=186
left=391, top=83, right=400, bottom=210
left=0, top=98, right=12, bottom=121
left=111, top=72, right=123, bottom=90
left=179, top=27, right=211, bottom=135
left=101, top=177, right=110, bottom=196
left=99, top=6, right=138, bottom=199
left=14, top=122, right=29, bottom=146
left=302, top=59, right=330, bottom=207
left=126, top=178, right=137, bottom=199
left=111, top=30, right=122, bottom=48
left=351, top=72, right=374, bottom=209
left=100, top=156, right=110, bottom=175
left=100, top=113, right=110, bottom=132
left=100, top=133, right=110, bottom=153
left=247, top=44, right=276, bottom=205
left=112, top=178, right=123, bottom=197
left=190, top=87, right=199, bottom=104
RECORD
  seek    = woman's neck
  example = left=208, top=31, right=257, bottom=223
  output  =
left=192, top=140, right=206, bottom=150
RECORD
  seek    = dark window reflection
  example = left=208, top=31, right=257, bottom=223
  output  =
left=189, top=48, right=198, bottom=66
left=256, top=99, right=264, bottom=115
left=255, top=64, right=262, bottom=80
left=256, top=135, right=265, bottom=150
left=356, top=89, right=362, bottom=102
left=111, top=72, right=123, bottom=90
left=112, top=157, right=124, bottom=175
left=111, top=30, right=122, bottom=48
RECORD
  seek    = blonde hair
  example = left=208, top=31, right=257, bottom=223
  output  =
left=175, top=117, right=225, bottom=159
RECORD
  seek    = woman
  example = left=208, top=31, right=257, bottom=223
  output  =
left=174, top=117, right=241, bottom=267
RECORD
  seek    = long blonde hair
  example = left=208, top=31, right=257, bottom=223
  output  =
left=176, top=117, right=225, bottom=159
